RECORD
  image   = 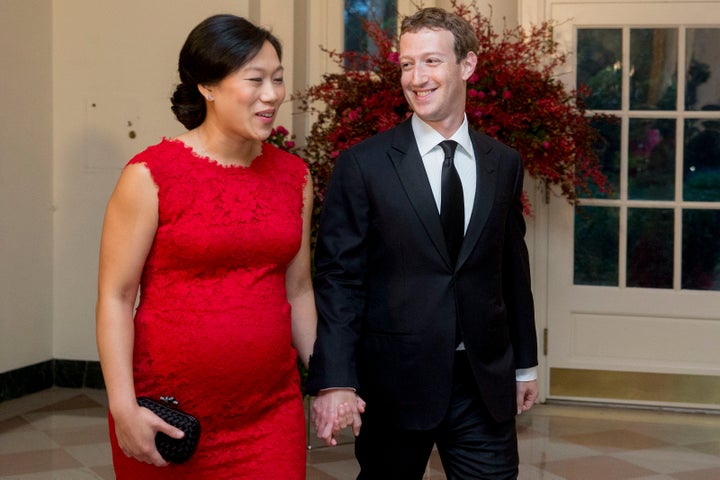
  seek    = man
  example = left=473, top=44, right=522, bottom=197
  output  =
left=306, top=7, right=538, bottom=479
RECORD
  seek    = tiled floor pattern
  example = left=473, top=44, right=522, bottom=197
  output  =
left=0, top=388, right=719, bottom=479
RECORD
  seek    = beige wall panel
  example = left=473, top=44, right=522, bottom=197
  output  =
left=0, top=0, right=54, bottom=373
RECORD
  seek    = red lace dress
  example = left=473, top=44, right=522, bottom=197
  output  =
left=108, top=138, right=308, bottom=479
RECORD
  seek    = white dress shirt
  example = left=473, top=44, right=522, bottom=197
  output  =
left=410, top=114, right=538, bottom=383
left=411, top=114, right=476, bottom=230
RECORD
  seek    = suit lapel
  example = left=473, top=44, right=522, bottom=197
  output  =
left=389, top=121, right=452, bottom=266
left=457, top=131, right=498, bottom=269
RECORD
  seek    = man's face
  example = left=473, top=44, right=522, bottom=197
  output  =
left=399, top=27, right=476, bottom=136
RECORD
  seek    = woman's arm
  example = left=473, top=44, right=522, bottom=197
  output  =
left=96, top=163, right=183, bottom=466
left=286, top=173, right=317, bottom=368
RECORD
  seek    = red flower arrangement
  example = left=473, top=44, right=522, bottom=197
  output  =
left=266, top=126, right=296, bottom=151
left=287, top=0, right=608, bottom=217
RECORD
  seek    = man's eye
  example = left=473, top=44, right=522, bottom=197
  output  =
left=273, top=77, right=284, bottom=84
left=247, top=78, right=263, bottom=83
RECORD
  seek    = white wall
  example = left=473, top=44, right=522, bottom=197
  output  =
left=436, top=0, right=518, bottom=28
left=51, top=0, right=304, bottom=362
left=0, top=0, right=54, bottom=372
left=51, top=0, right=245, bottom=363
left=1, top=0, right=522, bottom=374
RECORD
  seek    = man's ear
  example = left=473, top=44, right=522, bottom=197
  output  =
left=461, top=51, right=478, bottom=81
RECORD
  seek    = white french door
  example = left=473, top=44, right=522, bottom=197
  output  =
left=526, top=0, right=720, bottom=409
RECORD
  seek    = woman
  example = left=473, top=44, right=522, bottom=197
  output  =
left=96, top=14, right=316, bottom=479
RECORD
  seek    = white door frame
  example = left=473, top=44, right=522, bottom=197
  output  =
left=520, top=0, right=720, bottom=409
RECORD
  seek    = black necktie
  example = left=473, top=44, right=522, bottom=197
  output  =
left=439, top=140, right=464, bottom=266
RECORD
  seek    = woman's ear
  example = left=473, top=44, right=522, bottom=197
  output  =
left=198, top=84, right=214, bottom=101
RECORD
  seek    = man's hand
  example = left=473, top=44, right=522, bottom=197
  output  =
left=311, top=389, right=366, bottom=446
left=516, top=379, right=538, bottom=415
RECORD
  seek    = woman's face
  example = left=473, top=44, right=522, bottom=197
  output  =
left=206, top=41, right=285, bottom=142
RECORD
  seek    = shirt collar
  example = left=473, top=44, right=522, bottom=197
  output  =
left=411, top=114, right=473, bottom=158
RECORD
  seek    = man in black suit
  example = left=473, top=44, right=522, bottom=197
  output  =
left=306, top=7, right=538, bottom=479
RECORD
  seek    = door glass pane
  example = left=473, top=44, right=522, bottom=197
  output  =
left=627, top=208, right=674, bottom=288
left=580, top=116, right=620, bottom=199
left=574, top=25, right=720, bottom=291
left=686, top=29, right=720, bottom=111
left=577, top=29, right=622, bottom=110
left=630, top=29, right=678, bottom=110
left=628, top=118, right=676, bottom=200
left=682, top=210, right=720, bottom=290
left=574, top=206, right=619, bottom=286
left=684, top=118, right=720, bottom=201
left=344, top=0, right=397, bottom=69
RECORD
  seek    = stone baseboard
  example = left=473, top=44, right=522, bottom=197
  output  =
left=0, top=360, right=104, bottom=403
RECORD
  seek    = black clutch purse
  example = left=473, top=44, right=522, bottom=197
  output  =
left=137, top=396, right=201, bottom=463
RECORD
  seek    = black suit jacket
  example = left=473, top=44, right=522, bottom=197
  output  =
left=307, top=119, right=537, bottom=428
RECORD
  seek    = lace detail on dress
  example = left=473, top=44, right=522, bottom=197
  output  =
left=109, top=139, right=308, bottom=479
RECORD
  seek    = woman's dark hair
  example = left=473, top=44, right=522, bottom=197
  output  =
left=171, top=14, right=282, bottom=129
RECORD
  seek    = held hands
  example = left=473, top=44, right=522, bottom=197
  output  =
left=113, top=403, right=185, bottom=466
left=311, top=389, right=366, bottom=447
left=516, top=379, right=539, bottom=415
left=310, top=380, right=534, bottom=446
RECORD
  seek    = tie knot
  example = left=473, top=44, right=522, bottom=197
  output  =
left=439, top=140, right=458, bottom=162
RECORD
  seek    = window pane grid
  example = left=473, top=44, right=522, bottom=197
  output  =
left=575, top=25, right=720, bottom=290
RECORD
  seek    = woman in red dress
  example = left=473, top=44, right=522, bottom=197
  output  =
left=96, top=15, right=316, bottom=479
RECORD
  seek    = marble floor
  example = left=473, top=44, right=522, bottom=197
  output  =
left=0, top=388, right=719, bottom=479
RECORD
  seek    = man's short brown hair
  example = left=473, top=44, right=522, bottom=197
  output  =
left=400, top=7, right=479, bottom=62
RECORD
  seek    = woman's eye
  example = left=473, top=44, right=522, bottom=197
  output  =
left=273, top=77, right=284, bottom=85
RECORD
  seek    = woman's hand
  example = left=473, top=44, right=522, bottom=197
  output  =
left=112, top=403, right=185, bottom=466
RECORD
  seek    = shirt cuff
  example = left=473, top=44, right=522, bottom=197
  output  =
left=516, top=366, right=538, bottom=382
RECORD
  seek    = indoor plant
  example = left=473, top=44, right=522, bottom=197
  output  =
left=291, top=0, right=609, bottom=218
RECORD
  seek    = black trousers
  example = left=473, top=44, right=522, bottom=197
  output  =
left=355, top=352, right=519, bottom=480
